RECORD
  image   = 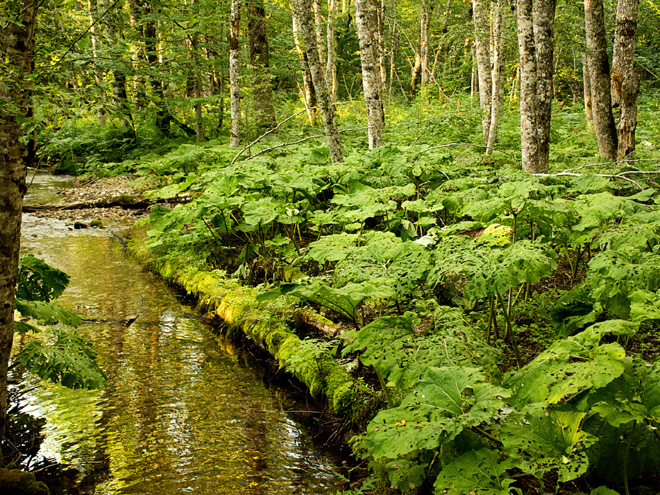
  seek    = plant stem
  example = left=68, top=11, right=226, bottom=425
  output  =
left=471, top=426, right=503, bottom=446
left=376, top=370, right=394, bottom=408
left=624, top=421, right=636, bottom=495
left=497, top=292, right=520, bottom=367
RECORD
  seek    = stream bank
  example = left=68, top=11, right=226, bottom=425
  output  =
left=14, top=172, right=352, bottom=494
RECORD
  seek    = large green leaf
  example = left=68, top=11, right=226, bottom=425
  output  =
left=16, top=254, right=70, bottom=303
left=504, top=321, right=636, bottom=408
left=433, top=448, right=520, bottom=495
left=15, top=299, right=82, bottom=327
left=17, top=330, right=107, bottom=389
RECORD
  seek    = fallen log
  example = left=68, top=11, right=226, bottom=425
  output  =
left=23, top=194, right=191, bottom=212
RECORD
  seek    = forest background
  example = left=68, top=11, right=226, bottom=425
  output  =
left=4, top=0, right=660, bottom=493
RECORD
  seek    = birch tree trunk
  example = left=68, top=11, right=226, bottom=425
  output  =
left=387, top=0, right=398, bottom=100
left=611, top=0, right=641, bottom=161
left=473, top=0, right=492, bottom=142
left=355, top=0, right=385, bottom=148
left=247, top=0, right=278, bottom=130
left=293, top=0, right=345, bottom=162
left=230, top=0, right=242, bottom=147
left=0, top=0, right=38, bottom=442
left=326, top=0, right=338, bottom=102
left=419, top=0, right=433, bottom=89
left=583, top=53, right=593, bottom=126
left=313, top=0, right=326, bottom=69
left=377, top=0, right=387, bottom=89
left=516, top=0, right=557, bottom=174
left=585, top=0, right=618, bottom=161
left=486, top=0, right=505, bottom=155
left=292, top=6, right=319, bottom=124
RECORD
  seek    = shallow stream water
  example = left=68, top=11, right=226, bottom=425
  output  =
left=17, top=173, right=344, bottom=494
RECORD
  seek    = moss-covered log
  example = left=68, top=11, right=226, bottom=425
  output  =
left=130, top=241, right=376, bottom=425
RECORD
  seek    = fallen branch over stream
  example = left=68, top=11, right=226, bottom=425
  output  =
left=23, top=194, right=192, bottom=212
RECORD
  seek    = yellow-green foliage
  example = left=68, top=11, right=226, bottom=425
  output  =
left=130, top=238, right=373, bottom=422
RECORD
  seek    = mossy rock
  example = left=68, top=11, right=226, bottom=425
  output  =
left=0, top=468, right=49, bottom=495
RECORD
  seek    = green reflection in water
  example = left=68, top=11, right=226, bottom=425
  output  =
left=20, top=235, right=343, bottom=494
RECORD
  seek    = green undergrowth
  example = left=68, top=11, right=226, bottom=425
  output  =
left=84, top=100, right=660, bottom=494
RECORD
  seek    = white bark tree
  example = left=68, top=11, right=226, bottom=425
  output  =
left=293, top=0, right=345, bottom=162
left=515, top=0, right=557, bottom=174
left=355, top=0, right=385, bottom=148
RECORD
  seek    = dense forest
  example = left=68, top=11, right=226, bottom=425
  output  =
left=4, top=0, right=660, bottom=493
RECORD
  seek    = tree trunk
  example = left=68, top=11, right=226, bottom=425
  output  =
left=473, top=0, right=492, bottom=142
left=101, top=0, right=134, bottom=134
left=247, top=0, right=278, bottom=131
left=128, top=0, right=147, bottom=108
left=611, top=0, right=641, bottom=161
left=516, top=0, right=557, bottom=174
left=355, top=0, right=385, bottom=148
left=313, top=0, right=326, bottom=70
left=585, top=0, right=618, bottom=161
left=326, top=0, right=339, bottom=102
left=419, top=0, right=435, bottom=89
left=376, top=0, right=387, bottom=90
left=293, top=0, right=345, bottom=162
left=88, top=0, right=107, bottom=125
left=486, top=0, right=505, bottom=155
left=583, top=53, right=593, bottom=126
left=0, top=0, right=38, bottom=445
left=292, top=6, right=319, bottom=124
left=230, top=0, right=242, bottom=147
left=387, top=0, right=397, bottom=100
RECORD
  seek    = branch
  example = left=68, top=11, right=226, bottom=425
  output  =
left=231, top=101, right=356, bottom=165
left=532, top=171, right=656, bottom=190
left=417, top=142, right=515, bottom=159
left=244, top=127, right=368, bottom=162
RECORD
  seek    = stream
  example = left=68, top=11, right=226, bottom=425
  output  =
left=16, top=171, right=344, bottom=494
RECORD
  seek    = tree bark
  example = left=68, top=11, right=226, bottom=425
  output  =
left=0, top=0, right=38, bottom=445
left=419, top=0, right=435, bottom=89
left=387, top=0, right=398, bottom=100
left=313, top=0, right=326, bottom=69
left=293, top=0, right=345, bottom=162
left=247, top=0, right=278, bottom=131
left=473, top=0, right=492, bottom=142
left=326, top=0, right=339, bottom=102
left=611, top=0, right=641, bottom=161
left=355, top=0, right=385, bottom=148
left=230, top=0, right=242, bottom=147
left=516, top=0, right=557, bottom=174
left=486, top=0, right=505, bottom=155
left=583, top=53, right=593, bottom=126
left=292, top=5, right=319, bottom=124
left=585, top=0, right=618, bottom=161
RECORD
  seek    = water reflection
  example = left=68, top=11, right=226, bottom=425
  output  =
left=19, top=234, right=343, bottom=494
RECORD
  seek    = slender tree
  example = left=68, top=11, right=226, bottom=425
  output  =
left=0, top=0, right=38, bottom=443
left=247, top=0, right=278, bottom=130
left=230, top=0, right=242, bottom=147
left=486, top=0, right=505, bottom=155
left=355, top=0, right=385, bottom=148
left=292, top=5, right=319, bottom=124
left=473, top=0, right=492, bottom=142
left=326, top=0, right=338, bottom=102
left=293, top=0, right=345, bottom=162
left=515, top=0, right=557, bottom=174
left=585, top=0, right=618, bottom=161
left=611, top=0, right=641, bottom=161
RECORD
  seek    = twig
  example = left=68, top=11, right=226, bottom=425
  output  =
left=532, top=171, right=649, bottom=190
left=417, top=142, right=515, bottom=159
left=243, top=127, right=369, bottom=161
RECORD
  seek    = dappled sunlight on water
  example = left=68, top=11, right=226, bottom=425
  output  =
left=20, top=230, right=343, bottom=493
